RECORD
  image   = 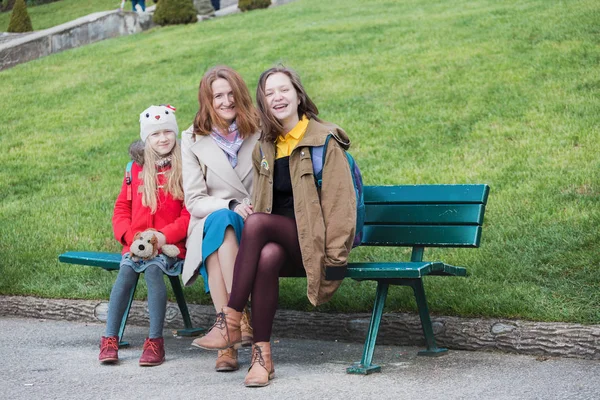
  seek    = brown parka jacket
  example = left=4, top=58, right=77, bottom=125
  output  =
left=251, top=118, right=357, bottom=306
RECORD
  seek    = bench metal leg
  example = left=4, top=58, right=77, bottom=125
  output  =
left=347, top=281, right=388, bottom=375
left=168, top=275, right=204, bottom=337
left=117, top=276, right=139, bottom=348
left=409, top=278, right=447, bottom=357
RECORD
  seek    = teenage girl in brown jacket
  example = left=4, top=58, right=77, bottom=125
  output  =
left=193, top=66, right=357, bottom=387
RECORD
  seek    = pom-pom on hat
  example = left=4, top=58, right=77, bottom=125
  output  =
left=139, top=105, right=179, bottom=142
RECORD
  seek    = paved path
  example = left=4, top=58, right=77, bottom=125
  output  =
left=1, top=316, right=598, bottom=399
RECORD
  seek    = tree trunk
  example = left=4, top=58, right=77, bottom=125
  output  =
left=1, top=296, right=598, bottom=360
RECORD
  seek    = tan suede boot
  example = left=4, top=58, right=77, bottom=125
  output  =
left=240, top=305, right=253, bottom=347
left=191, top=306, right=242, bottom=350
left=244, top=342, right=275, bottom=387
left=215, top=347, right=239, bottom=372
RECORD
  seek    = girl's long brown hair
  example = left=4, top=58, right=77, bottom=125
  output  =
left=256, top=66, right=319, bottom=142
left=193, top=65, right=259, bottom=138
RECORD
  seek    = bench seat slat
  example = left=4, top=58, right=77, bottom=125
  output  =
left=58, top=251, right=204, bottom=342
left=58, top=251, right=121, bottom=271
left=361, top=225, right=482, bottom=247
left=346, top=262, right=466, bottom=280
left=365, top=204, right=485, bottom=226
left=364, top=184, right=490, bottom=205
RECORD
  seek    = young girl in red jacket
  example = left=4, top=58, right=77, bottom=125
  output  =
left=99, top=105, right=190, bottom=367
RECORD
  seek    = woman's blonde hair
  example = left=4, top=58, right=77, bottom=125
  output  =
left=140, top=138, right=184, bottom=214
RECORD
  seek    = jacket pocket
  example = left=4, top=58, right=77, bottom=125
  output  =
left=298, top=149, right=314, bottom=177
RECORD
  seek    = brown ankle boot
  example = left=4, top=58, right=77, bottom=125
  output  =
left=191, top=306, right=242, bottom=350
left=215, top=347, right=239, bottom=372
left=244, top=342, right=275, bottom=387
left=240, top=305, right=253, bottom=347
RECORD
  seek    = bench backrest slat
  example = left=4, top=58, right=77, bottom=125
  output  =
left=364, top=184, right=489, bottom=204
left=361, top=184, right=489, bottom=248
left=365, top=204, right=485, bottom=226
left=361, top=225, right=482, bottom=247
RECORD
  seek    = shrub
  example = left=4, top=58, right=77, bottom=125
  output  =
left=238, top=0, right=270, bottom=12
left=1, top=0, right=16, bottom=13
left=153, top=0, right=197, bottom=25
left=7, top=0, right=32, bottom=32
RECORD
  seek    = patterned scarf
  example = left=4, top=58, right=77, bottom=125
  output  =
left=155, top=155, right=172, bottom=169
left=211, top=121, right=244, bottom=168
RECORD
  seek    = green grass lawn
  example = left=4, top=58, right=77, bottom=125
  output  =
left=1, top=0, right=599, bottom=324
left=1, top=0, right=136, bottom=31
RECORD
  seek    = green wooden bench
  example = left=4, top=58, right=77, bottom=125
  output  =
left=58, top=251, right=204, bottom=347
left=345, top=184, right=490, bottom=375
left=59, top=184, right=488, bottom=368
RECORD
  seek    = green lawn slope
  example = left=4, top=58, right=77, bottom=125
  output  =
left=1, top=0, right=130, bottom=31
left=1, top=0, right=599, bottom=323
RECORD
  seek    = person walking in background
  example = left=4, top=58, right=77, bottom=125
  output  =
left=211, top=0, right=220, bottom=11
left=192, top=66, right=357, bottom=387
left=181, top=66, right=260, bottom=372
left=100, top=105, right=189, bottom=367
left=132, top=0, right=146, bottom=12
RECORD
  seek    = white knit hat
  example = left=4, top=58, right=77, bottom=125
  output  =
left=139, top=105, right=179, bottom=142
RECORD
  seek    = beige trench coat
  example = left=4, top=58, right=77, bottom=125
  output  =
left=251, top=118, right=356, bottom=306
left=180, top=125, right=259, bottom=286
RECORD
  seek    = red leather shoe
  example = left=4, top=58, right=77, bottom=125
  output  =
left=139, top=337, right=165, bottom=367
left=99, top=336, right=119, bottom=364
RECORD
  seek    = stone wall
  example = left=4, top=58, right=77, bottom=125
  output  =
left=0, top=1, right=303, bottom=70
left=0, top=9, right=155, bottom=71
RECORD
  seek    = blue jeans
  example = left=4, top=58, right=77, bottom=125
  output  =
left=211, top=0, right=220, bottom=11
left=131, top=0, right=146, bottom=12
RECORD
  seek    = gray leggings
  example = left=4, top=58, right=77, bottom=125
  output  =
left=105, top=264, right=166, bottom=339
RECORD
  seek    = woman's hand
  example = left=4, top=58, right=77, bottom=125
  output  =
left=234, top=203, right=254, bottom=220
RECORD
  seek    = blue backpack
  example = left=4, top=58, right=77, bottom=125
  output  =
left=310, top=135, right=365, bottom=248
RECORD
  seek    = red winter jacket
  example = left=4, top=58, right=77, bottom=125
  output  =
left=112, top=162, right=190, bottom=258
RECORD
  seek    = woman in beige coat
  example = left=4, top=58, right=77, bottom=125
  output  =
left=193, top=66, right=357, bottom=387
left=181, top=66, right=260, bottom=372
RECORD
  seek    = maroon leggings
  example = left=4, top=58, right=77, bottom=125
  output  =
left=228, top=212, right=304, bottom=342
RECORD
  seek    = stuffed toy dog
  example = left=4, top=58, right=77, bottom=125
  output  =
left=130, top=230, right=180, bottom=262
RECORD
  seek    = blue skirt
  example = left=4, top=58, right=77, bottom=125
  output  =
left=199, top=209, right=244, bottom=293
left=120, top=252, right=183, bottom=277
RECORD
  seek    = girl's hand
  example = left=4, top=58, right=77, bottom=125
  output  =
left=234, top=203, right=253, bottom=220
